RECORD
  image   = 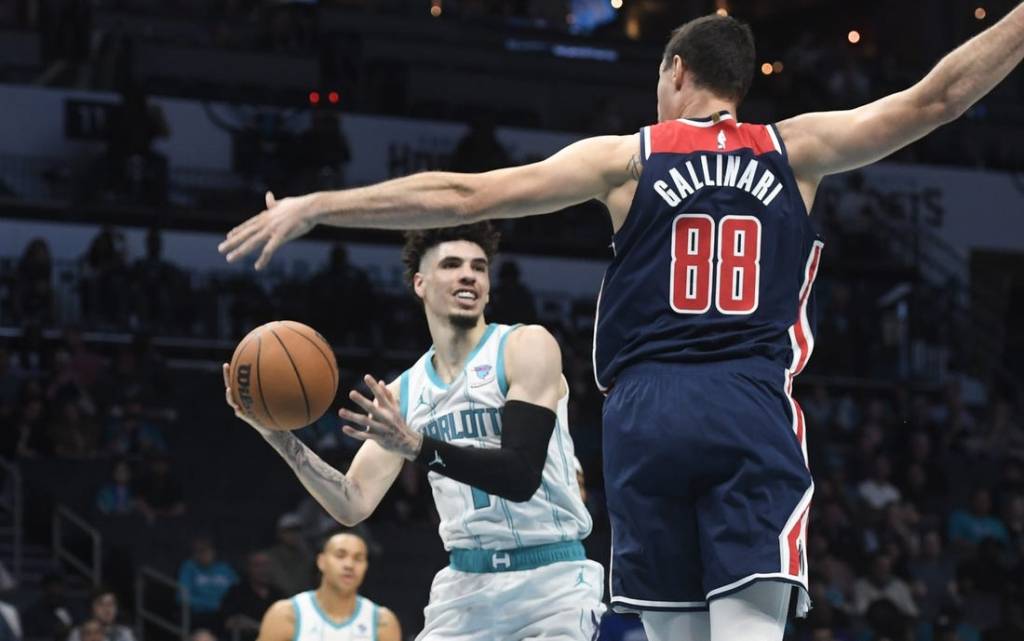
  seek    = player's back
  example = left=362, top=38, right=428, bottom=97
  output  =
left=594, top=112, right=824, bottom=391
left=399, top=323, right=591, bottom=553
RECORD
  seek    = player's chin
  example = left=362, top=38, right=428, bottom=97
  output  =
left=448, top=311, right=481, bottom=329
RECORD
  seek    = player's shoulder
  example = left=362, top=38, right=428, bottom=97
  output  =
left=374, top=605, right=402, bottom=641
left=503, top=324, right=559, bottom=354
left=258, top=599, right=297, bottom=641
left=645, top=116, right=779, bottom=157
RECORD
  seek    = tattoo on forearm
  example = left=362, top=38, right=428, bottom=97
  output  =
left=627, top=154, right=643, bottom=180
left=264, top=431, right=359, bottom=513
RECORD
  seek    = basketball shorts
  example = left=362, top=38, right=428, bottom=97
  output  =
left=602, top=358, right=813, bottom=616
left=416, top=554, right=605, bottom=641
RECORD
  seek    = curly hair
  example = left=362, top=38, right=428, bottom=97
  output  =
left=401, top=222, right=501, bottom=292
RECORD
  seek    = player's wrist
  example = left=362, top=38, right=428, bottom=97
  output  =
left=402, top=431, right=424, bottom=461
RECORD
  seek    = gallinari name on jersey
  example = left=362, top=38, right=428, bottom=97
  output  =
left=652, top=152, right=785, bottom=208
left=422, top=407, right=502, bottom=442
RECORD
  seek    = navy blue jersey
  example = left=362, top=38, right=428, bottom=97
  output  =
left=594, top=112, right=824, bottom=392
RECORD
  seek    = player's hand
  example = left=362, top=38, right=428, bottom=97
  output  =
left=218, top=191, right=319, bottom=270
left=222, top=363, right=274, bottom=435
left=339, top=375, right=424, bottom=461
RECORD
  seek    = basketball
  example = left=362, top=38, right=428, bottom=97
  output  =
left=228, top=321, right=339, bottom=431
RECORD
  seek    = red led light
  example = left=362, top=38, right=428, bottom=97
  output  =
left=309, top=91, right=320, bottom=104
left=328, top=91, right=340, bottom=104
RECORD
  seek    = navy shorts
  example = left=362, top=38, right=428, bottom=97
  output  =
left=603, top=358, right=813, bottom=614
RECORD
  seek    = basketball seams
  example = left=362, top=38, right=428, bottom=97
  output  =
left=255, top=334, right=283, bottom=430
left=279, top=322, right=338, bottom=392
left=268, top=327, right=312, bottom=425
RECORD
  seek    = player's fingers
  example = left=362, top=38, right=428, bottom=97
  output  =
left=265, top=191, right=276, bottom=209
left=226, top=229, right=270, bottom=263
left=338, top=408, right=389, bottom=433
left=222, top=211, right=265, bottom=244
left=348, top=389, right=378, bottom=415
left=254, top=234, right=284, bottom=271
left=222, top=363, right=230, bottom=389
left=341, top=425, right=372, bottom=442
left=377, top=380, right=397, bottom=405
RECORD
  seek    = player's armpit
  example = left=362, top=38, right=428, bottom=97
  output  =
left=462, top=134, right=639, bottom=221
left=256, top=600, right=294, bottom=641
left=376, top=607, right=402, bottom=641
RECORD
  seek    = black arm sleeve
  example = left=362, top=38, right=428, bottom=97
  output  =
left=413, top=400, right=555, bottom=502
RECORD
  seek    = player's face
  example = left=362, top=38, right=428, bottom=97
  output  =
left=415, top=241, right=490, bottom=329
left=318, top=534, right=368, bottom=594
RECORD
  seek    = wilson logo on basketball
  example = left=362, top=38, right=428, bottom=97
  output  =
left=236, top=364, right=254, bottom=413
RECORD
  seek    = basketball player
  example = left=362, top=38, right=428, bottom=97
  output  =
left=224, top=223, right=603, bottom=640
left=220, top=6, right=1024, bottom=640
left=254, top=532, right=400, bottom=641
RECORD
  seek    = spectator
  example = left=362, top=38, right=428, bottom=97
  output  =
left=948, top=488, right=1010, bottom=548
left=189, top=631, right=217, bottom=641
left=264, top=513, right=316, bottom=596
left=21, top=573, right=76, bottom=641
left=13, top=238, right=55, bottom=325
left=67, top=588, right=135, bottom=641
left=103, top=403, right=168, bottom=459
left=448, top=114, right=509, bottom=173
left=858, top=454, right=902, bottom=511
left=96, top=460, right=136, bottom=516
left=219, top=552, right=283, bottom=640
left=487, top=261, right=538, bottom=325
left=49, top=399, right=98, bottom=459
left=79, top=226, right=128, bottom=328
left=291, top=111, right=351, bottom=191
left=135, top=455, right=186, bottom=524
left=131, top=229, right=188, bottom=333
left=852, top=555, right=919, bottom=618
left=308, top=244, right=375, bottom=345
left=62, top=328, right=106, bottom=391
left=910, top=530, right=958, bottom=621
left=178, top=537, right=239, bottom=628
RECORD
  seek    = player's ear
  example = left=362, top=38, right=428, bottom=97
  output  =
left=413, top=273, right=426, bottom=300
left=672, top=54, right=687, bottom=87
left=316, top=553, right=325, bottom=573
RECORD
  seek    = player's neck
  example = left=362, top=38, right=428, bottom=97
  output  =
left=673, top=93, right=737, bottom=121
left=429, top=318, right=488, bottom=383
left=314, top=584, right=358, bottom=621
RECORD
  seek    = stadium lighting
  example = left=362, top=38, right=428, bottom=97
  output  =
left=975, top=7, right=987, bottom=20
left=430, top=1, right=442, bottom=17
left=761, top=62, right=773, bottom=76
left=610, top=0, right=623, bottom=9
left=848, top=30, right=861, bottom=44
left=772, top=61, right=784, bottom=74
left=328, top=91, right=340, bottom=104
left=716, top=8, right=728, bottom=16
left=308, top=91, right=320, bottom=105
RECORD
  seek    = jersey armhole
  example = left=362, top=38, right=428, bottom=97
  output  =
left=372, top=603, right=380, bottom=641
left=640, top=126, right=652, bottom=161
left=496, top=324, right=523, bottom=396
left=767, top=123, right=788, bottom=159
left=291, top=595, right=302, bottom=641
left=398, top=371, right=410, bottom=422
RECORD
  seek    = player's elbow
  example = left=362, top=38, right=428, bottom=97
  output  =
left=504, top=469, right=543, bottom=503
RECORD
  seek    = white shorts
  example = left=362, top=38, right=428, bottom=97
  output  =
left=416, top=559, right=606, bottom=641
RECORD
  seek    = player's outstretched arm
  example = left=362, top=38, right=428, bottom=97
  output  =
left=340, top=327, right=563, bottom=502
left=222, top=365, right=404, bottom=526
left=780, top=2, right=1024, bottom=187
left=218, top=134, right=637, bottom=270
left=377, top=607, right=402, bottom=641
left=255, top=600, right=294, bottom=641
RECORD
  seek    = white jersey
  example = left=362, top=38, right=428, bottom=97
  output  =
left=399, top=323, right=592, bottom=550
left=291, top=592, right=378, bottom=641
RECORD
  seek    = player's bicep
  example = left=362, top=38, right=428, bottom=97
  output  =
left=781, top=87, right=951, bottom=180
left=467, top=135, right=638, bottom=220
left=503, top=326, right=563, bottom=412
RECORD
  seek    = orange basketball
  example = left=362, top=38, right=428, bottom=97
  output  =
left=228, top=321, right=339, bottom=431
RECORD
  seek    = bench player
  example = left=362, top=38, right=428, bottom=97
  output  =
left=255, top=532, right=400, bottom=641
left=226, top=223, right=603, bottom=640
left=220, top=6, right=1024, bottom=640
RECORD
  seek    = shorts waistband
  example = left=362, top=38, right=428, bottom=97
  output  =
left=449, top=540, right=585, bottom=573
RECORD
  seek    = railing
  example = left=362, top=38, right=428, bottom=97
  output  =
left=136, top=566, right=190, bottom=641
left=52, top=504, right=102, bottom=586
left=0, top=458, right=22, bottom=583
